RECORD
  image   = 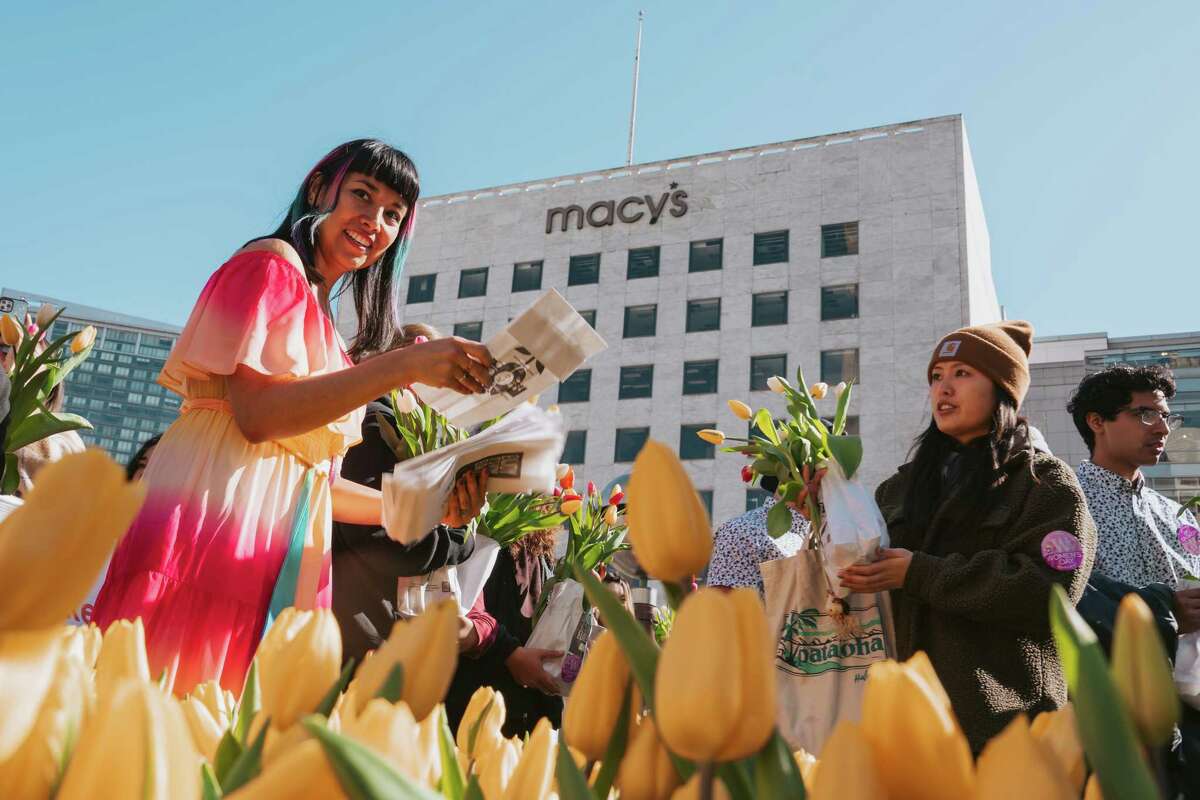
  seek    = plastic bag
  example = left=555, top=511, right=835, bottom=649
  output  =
left=818, top=459, right=890, bottom=599
left=524, top=579, right=603, bottom=695
left=1176, top=578, right=1200, bottom=711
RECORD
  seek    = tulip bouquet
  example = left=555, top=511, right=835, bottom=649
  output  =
left=552, top=463, right=629, bottom=579
left=0, top=307, right=97, bottom=494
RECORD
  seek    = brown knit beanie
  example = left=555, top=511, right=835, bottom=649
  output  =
left=927, top=320, right=1034, bottom=406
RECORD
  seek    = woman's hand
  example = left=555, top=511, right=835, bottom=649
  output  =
left=394, top=337, right=494, bottom=394
left=441, top=469, right=488, bottom=528
left=505, top=646, right=563, bottom=694
left=837, top=547, right=913, bottom=593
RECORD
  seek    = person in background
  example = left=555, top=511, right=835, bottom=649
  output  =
left=15, top=381, right=85, bottom=496
left=838, top=321, right=1096, bottom=753
left=706, top=475, right=809, bottom=595
left=126, top=434, right=162, bottom=482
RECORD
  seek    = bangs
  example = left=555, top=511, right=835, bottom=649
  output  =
left=346, top=141, right=420, bottom=210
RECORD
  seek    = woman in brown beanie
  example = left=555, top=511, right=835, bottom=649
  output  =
left=838, top=320, right=1097, bottom=753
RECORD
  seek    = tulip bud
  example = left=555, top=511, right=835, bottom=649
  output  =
left=34, top=303, right=58, bottom=331
left=560, top=466, right=575, bottom=491
left=503, top=717, right=555, bottom=800
left=1111, top=592, right=1179, bottom=747
left=741, top=465, right=753, bottom=483
left=457, top=686, right=507, bottom=763
left=609, top=484, right=623, bottom=502
left=976, top=715, right=1074, bottom=800
left=70, top=325, right=96, bottom=354
left=340, top=698, right=424, bottom=782
left=0, top=314, right=21, bottom=346
left=604, top=503, right=619, bottom=527
left=809, top=382, right=829, bottom=400
left=617, top=716, right=680, bottom=800
left=563, top=631, right=631, bottom=760
left=552, top=486, right=563, bottom=498
left=179, top=695, right=224, bottom=762
left=0, top=628, right=65, bottom=761
left=626, top=440, right=712, bottom=582
left=766, top=375, right=790, bottom=394
left=696, top=429, right=725, bottom=446
left=477, top=737, right=521, bottom=800
left=793, top=748, right=818, bottom=792
left=94, top=618, right=151, bottom=701
left=349, top=600, right=457, bottom=721
left=258, top=608, right=342, bottom=730
left=555, top=463, right=570, bottom=480
left=1084, top=774, right=1103, bottom=800
left=834, top=381, right=848, bottom=398
left=414, top=704, right=444, bottom=788
left=560, top=493, right=582, bottom=516
left=393, top=388, right=419, bottom=414
left=226, top=738, right=346, bottom=799
left=809, top=722, right=885, bottom=800
left=190, top=679, right=236, bottom=731
left=1030, top=705, right=1085, bottom=794
left=587, top=480, right=597, bottom=496
left=727, top=399, right=753, bottom=421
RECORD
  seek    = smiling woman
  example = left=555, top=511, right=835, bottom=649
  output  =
left=92, top=139, right=496, bottom=695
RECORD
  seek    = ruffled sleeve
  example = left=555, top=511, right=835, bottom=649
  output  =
left=160, top=251, right=340, bottom=394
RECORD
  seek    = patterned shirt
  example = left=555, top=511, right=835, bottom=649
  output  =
left=706, top=498, right=810, bottom=594
left=1075, top=459, right=1200, bottom=589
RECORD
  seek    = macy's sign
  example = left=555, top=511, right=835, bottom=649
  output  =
left=545, top=189, right=688, bottom=234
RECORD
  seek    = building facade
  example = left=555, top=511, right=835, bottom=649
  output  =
left=347, top=114, right=1002, bottom=525
left=1025, top=331, right=1200, bottom=501
left=1, top=288, right=183, bottom=459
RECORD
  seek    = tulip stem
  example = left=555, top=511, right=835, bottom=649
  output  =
left=664, top=580, right=688, bottom=611
left=698, top=761, right=715, bottom=800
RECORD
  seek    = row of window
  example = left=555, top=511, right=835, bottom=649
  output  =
left=557, top=350, right=860, bottom=402
left=407, top=222, right=861, bottom=303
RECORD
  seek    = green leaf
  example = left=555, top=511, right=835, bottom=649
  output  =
left=825, top=436, right=863, bottom=480
left=315, top=658, right=356, bottom=717
left=766, top=500, right=793, bottom=538
left=6, top=407, right=93, bottom=452
left=376, top=663, right=405, bottom=703
left=590, top=681, right=633, bottom=799
left=462, top=774, right=484, bottom=800
left=234, top=660, right=261, bottom=745
left=831, top=381, right=853, bottom=435
left=573, top=566, right=661, bottom=709
left=304, top=716, right=444, bottom=800
left=201, top=762, right=223, bottom=800
left=1048, top=586, right=1158, bottom=800
left=212, top=730, right=242, bottom=787
left=554, top=739, right=597, bottom=800
left=717, top=761, right=756, bottom=800
left=753, top=731, right=807, bottom=799
left=753, top=408, right=779, bottom=445
left=1, top=453, right=17, bottom=495
left=221, top=714, right=270, bottom=793
left=437, top=707, right=466, bottom=800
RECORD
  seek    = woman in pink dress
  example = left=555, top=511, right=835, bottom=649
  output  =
left=94, top=139, right=493, bottom=694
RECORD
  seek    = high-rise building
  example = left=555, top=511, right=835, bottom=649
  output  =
left=340, top=114, right=1002, bottom=524
left=1, top=288, right=183, bottom=459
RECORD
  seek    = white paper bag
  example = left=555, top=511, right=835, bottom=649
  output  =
left=525, top=579, right=603, bottom=694
left=818, top=459, right=890, bottom=599
left=1176, top=578, right=1200, bottom=711
left=456, top=535, right=501, bottom=614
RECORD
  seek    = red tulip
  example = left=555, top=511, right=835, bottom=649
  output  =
left=560, top=466, right=575, bottom=491
left=587, top=481, right=597, bottom=497
left=553, top=486, right=563, bottom=497
left=609, top=492, right=624, bottom=507
left=741, top=465, right=754, bottom=483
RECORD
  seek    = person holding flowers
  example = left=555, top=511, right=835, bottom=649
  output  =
left=93, top=139, right=493, bottom=695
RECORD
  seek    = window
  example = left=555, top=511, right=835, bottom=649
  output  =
left=686, top=298, right=721, bottom=333
left=561, top=430, right=587, bottom=464
left=614, top=427, right=650, bottom=462
left=821, top=348, right=860, bottom=384
left=407, top=274, right=436, bottom=304
left=453, top=321, right=483, bottom=340
left=698, top=490, right=714, bottom=518
left=750, top=354, right=787, bottom=391
left=627, top=246, right=660, bottom=279
left=753, top=230, right=789, bottom=265
left=579, top=309, right=597, bottom=328
left=623, top=304, right=657, bottom=338
left=819, top=416, right=860, bottom=435
left=821, top=284, right=859, bottom=321
left=459, top=267, right=489, bottom=298
left=568, top=253, right=601, bottom=286
left=512, top=261, right=543, bottom=292
left=680, top=424, right=717, bottom=460
left=145, top=395, right=161, bottom=407
left=752, top=291, right=788, bottom=327
left=618, top=365, right=654, bottom=399
left=683, top=360, right=719, bottom=395
left=688, top=238, right=723, bottom=272
left=821, top=221, right=859, bottom=257
left=746, top=489, right=771, bottom=511
left=558, top=369, right=592, bottom=403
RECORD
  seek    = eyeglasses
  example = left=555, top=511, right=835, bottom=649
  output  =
left=1121, top=407, right=1185, bottom=431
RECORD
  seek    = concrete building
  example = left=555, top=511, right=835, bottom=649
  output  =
left=1025, top=331, right=1200, bottom=502
left=1, top=288, right=183, bottom=458
left=349, top=114, right=1002, bottom=525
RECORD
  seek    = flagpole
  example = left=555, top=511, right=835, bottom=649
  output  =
left=626, top=11, right=644, bottom=166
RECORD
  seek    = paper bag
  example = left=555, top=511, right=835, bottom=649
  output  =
left=524, top=579, right=603, bottom=694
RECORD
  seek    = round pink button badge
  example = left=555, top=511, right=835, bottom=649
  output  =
left=1041, top=530, right=1084, bottom=572
left=1179, top=524, right=1200, bottom=556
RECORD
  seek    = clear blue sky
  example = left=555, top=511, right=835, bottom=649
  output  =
left=3, top=1, right=1196, bottom=337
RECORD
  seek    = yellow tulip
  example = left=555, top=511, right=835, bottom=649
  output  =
left=0, top=451, right=145, bottom=630
left=63, top=623, right=104, bottom=670
left=504, top=717, right=556, bottom=800
left=626, top=440, right=712, bottom=582
left=349, top=599, right=457, bottom=720
left=478, top=736, right=521, bottom=800
left=695, top=428, right=725, bottom=446
left=190, top=678, right=236, bottom=730
left=793, top=748, right=818, bottom=792
left=1084, top=774, right=1104, bottom=800
left=415, top=704, right=445, bottom=788
left=604, top=503, right=620, bottom=527
left=656, top=588, right=775, bottom=762
left=261, top=720, right=312, bottom=767
left=457, top=685, right=507, bottom=764
left=340, top=698, right=424, bottom=782
left=976, top=715, right=1074, bottom=800
left=35, top=303, right=58, bottom=331
left=860, top=652, right=975, bottom=800
left=1030, top=704, right=1085, bottom=793
left=70, top=325, right=96, bottom=354
left=833, top=381, right=848, bottom=398
left=670, top=772, right=731, bottom=800
left=1111, top=592, right=1179, bottom=747
left=0, top=314, right=22, bottom=346
left=726, top=399, right=753, bottom=421
left=809, top=382, right=829, bottom=400
left=617, top=716, right=681, bottom=800
left=226, top=738, right=347, bottom=800
left=57, top=679, right=201, bottom=800
left=94, top=618, right=151, bottom=701
left=563, top=630, right=631, bottom=760
left=766, top=375, right=790, bottom=394
left=810, top=721, right=885, bottom=800
left=0, top=628, right=63, bottom=760
left=258, top=607, right=342, bottom=730
left=179, top=695, right=224, bottom=762
left=560, top=497, right=582, bottom=516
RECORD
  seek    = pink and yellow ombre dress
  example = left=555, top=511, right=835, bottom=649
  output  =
left=94, top=250, right=363, bottom=694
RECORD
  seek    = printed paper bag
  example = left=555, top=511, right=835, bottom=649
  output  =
left=524, top=579, right=603, bottom=695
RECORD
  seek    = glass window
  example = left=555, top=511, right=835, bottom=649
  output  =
left=568, top=253, right=601, bottom=286
left=618, top=365, right=654, bottom=399
left=698, top=490, right=714, bottom=518
left=627, top=246, right=660, bottom=279
left=750, top=354, right=787, bottom=391
left=688, top=238, right=723, bottom=272
left=821, top=221, right=859, bottom=258
left=614, top=427, right=650, bottom=462
left=512, top=261, right=543, bottom=292
left=453, top=321, right=483, bottom=340
left=406, top=274, right=436, bottom=304
left=683, top=360, right=719, bottom=395
left=752, top=291, right=788, bottom=327
left=680, top=423, right=717, bottom=460
left=558, top=369, right=592, bottom=403
left=821, top=284, right=859, bottom=321
left=562, top=430, right=587, bottom=464
left=459, top=267, right=489, bottom=298
left=579, top=309, right=597, bottom=328
left=623, top=304, right=657, bottom=338
left=821, top=348, right=860, bottom=384
left=753, top=230, right=789, bottom=265
left=746, top=489, right=772, bottom=511
left=686, top=298, right=721, bottom=333
left=145, top=395, right=161, bottom=407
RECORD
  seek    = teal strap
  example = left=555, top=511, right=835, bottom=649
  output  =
left=265, top=468, right=316, bottom=630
